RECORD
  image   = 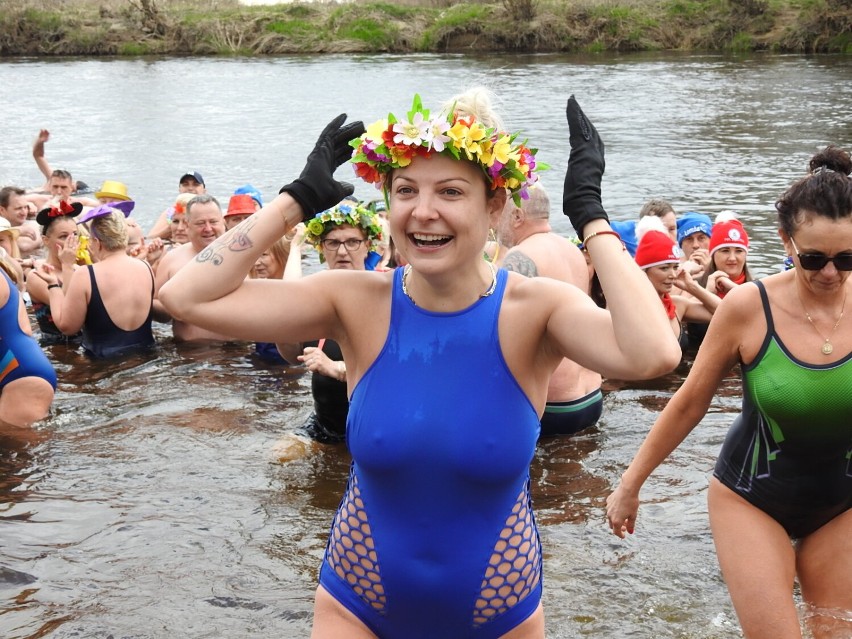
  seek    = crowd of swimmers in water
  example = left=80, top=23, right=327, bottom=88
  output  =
left=0, top=91, right=850, bottom=639
left=0, top=127, right=759, bottom=443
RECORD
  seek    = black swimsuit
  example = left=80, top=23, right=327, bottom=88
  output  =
left=82, top=265, right=156, bottom=358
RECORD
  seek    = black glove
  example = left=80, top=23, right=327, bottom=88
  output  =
left=562, top=95, right=608, bottom=239
left=280, top=114, right=366, bottom=220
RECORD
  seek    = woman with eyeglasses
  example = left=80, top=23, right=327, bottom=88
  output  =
left=275, top=201, right=383, bottom=443
left=607, top=145, right=852, bottom=639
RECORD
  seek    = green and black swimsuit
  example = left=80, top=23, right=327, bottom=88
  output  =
left=713, top=281, right=852, bottom=539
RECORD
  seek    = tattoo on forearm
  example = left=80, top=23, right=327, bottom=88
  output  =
left=228, top=231, right=254, bottom=252
left=502, top=251, right=539, bottom=278
left=196, top=244, right=224, bottom=266
left=227, top=216, right=257, bottom=252
left=193, top=217, right=260, bottom=266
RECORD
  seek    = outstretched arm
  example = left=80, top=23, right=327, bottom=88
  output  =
left=605, top=286, right=750, bottom=537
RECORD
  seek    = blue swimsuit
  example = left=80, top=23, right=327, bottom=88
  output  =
left=0, top=271, right=57, bottom=391
left=319, top=268, right=542, bottom=638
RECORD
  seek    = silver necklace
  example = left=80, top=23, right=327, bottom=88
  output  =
left=402, top=261, right=497, bottom=307
left=799, top=288, right=846, bottom=356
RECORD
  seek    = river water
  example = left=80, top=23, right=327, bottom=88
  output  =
left=0, top=53, right=850, bottom=638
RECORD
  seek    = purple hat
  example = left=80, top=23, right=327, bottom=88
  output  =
left=76, top=200, right=135, bottom=225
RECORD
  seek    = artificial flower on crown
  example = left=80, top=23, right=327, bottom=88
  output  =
left=349, top=94, right=546, bottom=205
left=304, top=201, right=384, bottom=264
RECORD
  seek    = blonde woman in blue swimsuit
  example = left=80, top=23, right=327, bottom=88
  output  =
left=160, top=91, right=680, bottom=639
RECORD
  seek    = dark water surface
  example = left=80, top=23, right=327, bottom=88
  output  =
left=1, top=52, right=850, bottom=638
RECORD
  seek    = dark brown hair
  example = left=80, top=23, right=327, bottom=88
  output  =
left=776, top=145, right=852, bottom=237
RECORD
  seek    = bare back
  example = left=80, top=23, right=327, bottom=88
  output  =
left=501, top=232, right=603, bottom=402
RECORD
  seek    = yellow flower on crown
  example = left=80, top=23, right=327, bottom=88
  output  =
left=349, top=93, right=546, bottom=205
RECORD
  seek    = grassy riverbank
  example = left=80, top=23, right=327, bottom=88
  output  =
left=0, top=0, right=849, bottom=57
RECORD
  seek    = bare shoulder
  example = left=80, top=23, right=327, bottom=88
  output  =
left=714, top=278, right=764, bottom=320
left=501, top=248, right=539, bottom=278
left=313, top=268, right=394, bottom=313
left=502, top=270, right=590, bottom=319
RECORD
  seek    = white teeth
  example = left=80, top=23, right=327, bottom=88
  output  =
left=413, top=233, right=450, bottom=242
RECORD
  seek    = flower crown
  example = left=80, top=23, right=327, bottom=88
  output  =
left=350, top=94, right=544, bottom=205
left=304, top=202, right=384, bottom=264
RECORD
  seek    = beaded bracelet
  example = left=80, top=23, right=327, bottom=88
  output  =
left=583, top=230, right=625, bottom=249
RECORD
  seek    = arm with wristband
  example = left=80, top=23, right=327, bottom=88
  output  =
left=561, top=96, right=681, bottom=376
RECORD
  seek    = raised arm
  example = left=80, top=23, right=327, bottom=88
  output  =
left=158, top=114, right=365, bottom=343
left=557, top=96, right=681, bottom=379
left=32, top=129, right=52, bottom=185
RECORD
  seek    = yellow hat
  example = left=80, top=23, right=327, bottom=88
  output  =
left=95, top=180, right=130, bottom=201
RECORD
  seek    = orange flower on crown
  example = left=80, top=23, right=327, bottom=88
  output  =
left=349, top=93, right=546, bottom=205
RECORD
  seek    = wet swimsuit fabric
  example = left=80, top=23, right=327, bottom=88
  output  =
left=713, top=280, right=852, bottom=539
left=0, top=270, right=57, bottom=390
left=32, top=292, right=81, bottom=345
left=319, top=267, right=543, bottom=638
left=303, top=338, right=347, bottom=443
left=540, top=388, right=603, bottom=437
left=82, top=265, right=155, bottom=359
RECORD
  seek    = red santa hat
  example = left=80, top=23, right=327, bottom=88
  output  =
left=709, top=212, right=749, bottom=256
left=634, top=216, right=681, bottom=269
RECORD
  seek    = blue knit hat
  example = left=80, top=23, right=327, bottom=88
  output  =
left=609, top=219, right=638, bottom=256
left=676, top=212, right=712, bottom=246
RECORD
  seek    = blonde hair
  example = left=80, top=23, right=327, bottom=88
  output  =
left=250, top=236, right=290, bottom=280
left=89, top=212, right=129, bottom=251
left=0, top=252, right=19, bottom=285
left=0, top=230, right=21, bottom=259
left=441, top=86, right=505, bottom=132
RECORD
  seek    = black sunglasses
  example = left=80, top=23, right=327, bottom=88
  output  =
left=790, top=237, right=852, bottom=271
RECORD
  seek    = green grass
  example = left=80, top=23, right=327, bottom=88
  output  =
left=339, top=18, right=398, bottom=48
left=266, top=19, right=314, bottom=36
left=118, top=41, right=153, bottom=55
left=729, top=31, right=755, bottom=51
left=0, top=0, right=847, bottom=56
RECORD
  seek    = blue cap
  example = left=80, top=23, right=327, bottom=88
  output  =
left=676, top=212, right=712, bottom=246
left=179, top=171, right=205, bottom=187
left=234, top=183, right=263, bottom=208
left=608, top=219, right=638, bottom=256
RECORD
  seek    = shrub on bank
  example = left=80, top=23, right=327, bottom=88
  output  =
left=0, top=0, right=849, bottom=56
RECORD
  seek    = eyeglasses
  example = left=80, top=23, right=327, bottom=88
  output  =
left=790, top=236, right=852, bottom=271
left=321, top=238, right=365, bottom=251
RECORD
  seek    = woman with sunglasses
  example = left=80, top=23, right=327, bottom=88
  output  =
left=607, top=145, right=852, bottom=639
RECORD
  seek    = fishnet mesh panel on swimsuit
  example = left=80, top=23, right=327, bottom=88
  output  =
left=473, top=484, right=542, bottom=627
left=326, top=469, right=387, bottom=614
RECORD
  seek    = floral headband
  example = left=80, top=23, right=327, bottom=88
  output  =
left=350, top=94, right=544, bottom=205
left=304, top=202, right=384, bottom=264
